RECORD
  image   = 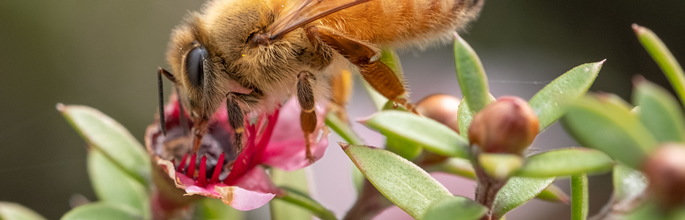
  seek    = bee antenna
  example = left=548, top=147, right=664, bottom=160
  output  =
left=269, top=0, right=373, bottom=41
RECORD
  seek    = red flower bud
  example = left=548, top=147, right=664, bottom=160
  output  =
left=642, top=144, right=685, bottom=209
left=468, top=96, right=539, bottom=154
left=415, top=94, right=461, bottom=133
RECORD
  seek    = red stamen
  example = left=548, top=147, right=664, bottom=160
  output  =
left=177, top=154, right=188, bottom=172
left=187, top=154, right=197, bottom=178
left=210, top=153, right=225, bottom=183
left=198, top=156, right=207, bottom=186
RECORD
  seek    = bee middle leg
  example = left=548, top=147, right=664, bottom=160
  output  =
left=225, top=92, right=260, bottom=156
left=297, top=71, right=318, bottom=163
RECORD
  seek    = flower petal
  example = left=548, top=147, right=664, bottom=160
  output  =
left=214, top=185, right=275, bottom=211
left=262, top=98, right=329, bottom=170
left=233, top=166, right=281, bottom=195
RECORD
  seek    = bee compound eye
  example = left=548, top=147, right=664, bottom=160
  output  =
left=185, top=46, right=208, bottom=88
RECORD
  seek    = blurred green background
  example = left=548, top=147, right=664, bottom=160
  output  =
left=0, top=0, right=683, bottom=219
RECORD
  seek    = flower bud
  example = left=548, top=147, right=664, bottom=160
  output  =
left=642, top=144, right=685, bottom=209
left=468, top=96, right=539, bottom=154
left=415, top=94, right=461, bottom=133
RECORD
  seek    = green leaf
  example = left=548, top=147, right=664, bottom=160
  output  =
left=352, top=164, right=365, bottom=196
left=57, top=104, right=150, bottom=185
left=516, top=148, right=613, bottom=178
left=536, top=184, right=570, bottom=204
left=386, top=136, right=423, bottom=160
left=478, top=153, right=523, bottom=179
left=561, top=95, right=658, bottom=169
left=342, top=144, right=451, bottom=219
left=271, top=169, right=311, bottom=220
left=571, top=174, right=589, bottom=220
left=194, top=199, right=243, bottom=220
left=633, top=24, right=685, bottom=107
left=457, top=99, right=473, bottom=139
left=424, top=157, right=476, bottom=180
left=0, top=202, right=46, bottom=220
left=61, top=203, right=144, bottom=220
left=633, top=79, right=685, bottom=143
left=529, top=61, right=604, bottom=131
left=422, top=196, right=487, bottom=220
left=88, top=149, right=149, bottom=217
left=362, top=111, right=468, bottom=158
left=276, top=187, right=336, bottom=220
left=492, top=177, right=555, bottom=219
left=424, top=158, right=569, bottom=203
left=454, top=33, right=491, bottom=112
left=325, top=112, right=364, bottom=145
left=613, top=163, right=647, bottom=202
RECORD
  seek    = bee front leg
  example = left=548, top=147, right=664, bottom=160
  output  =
left=297, top=71, right=317, bottom=163
left=226, top=93, right=247, bottom=156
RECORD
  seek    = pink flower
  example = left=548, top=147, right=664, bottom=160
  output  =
left=145, top=94, right=328, bottom=212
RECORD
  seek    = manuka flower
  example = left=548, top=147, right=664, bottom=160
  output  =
left=145, top=93, right=329, bottom=213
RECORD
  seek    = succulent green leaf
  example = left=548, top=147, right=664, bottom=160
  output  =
left=61, top=203, right=144, bottom=220
left=529, top=61, right=604, bottom=131
left=478, top=153, right=523, bottom=179
left=0, top=202, right=46, bottom=220
left=571, top=174, right=589, bottom=220
left=633, top=24, right=685, bottom=107
left=454, top=33, right=491, bottom=112
left=457, top=99, right=473, bottom=139
left=88, top=149, right=149, bottom=217
left=386, top=136, right=423, bottom=160
left=536, top=184, right=570, bottom=204
left=57, top=104, right=150, bottom=185
left=561, top=95, right=658, bottom=169
left=276, top=187, right=336, bottom=220
left=422, top=196, right=487, bottom=220
left=342, top=144, right=452, bottom=219
left=424, top=157, right=476, bottom=180
left=194, top=199, right=243, bottom=220
left=492, top=177, right=555, bottom=219
left=362, top=111, right=468, bottom=158
left=325, top=112, right=364, bottom=145
left=633, top=79, right=685, bottom=143
left=271, top=169, right=311, bottom=220
left=613, top=163, right=647, bottom=202
left=423, top=158, right=569, bottom=203
left=516, top=148, right=613, bottom=178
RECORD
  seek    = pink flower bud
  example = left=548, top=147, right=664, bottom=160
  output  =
left=468, top=96, right=539, bottom=154
left=415, top=94, right=461, bottom=133
left=643, top=144, right=685, bottom=209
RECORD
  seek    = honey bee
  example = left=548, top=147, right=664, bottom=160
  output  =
left=157, top=0, right=484, bottom=161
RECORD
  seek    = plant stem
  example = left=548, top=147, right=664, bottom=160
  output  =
left=275, top=187, right=337, bottom=220
left=634, top=24, right=685, bottom=107
left=325, top=113, right=364, bottom=145
left=571, top=174, right=589, bottom=220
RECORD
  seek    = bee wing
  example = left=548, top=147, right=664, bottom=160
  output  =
left=267, top=0, right=373, bottom=40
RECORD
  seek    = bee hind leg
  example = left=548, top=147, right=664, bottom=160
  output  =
left=297, top=71, right=318, bottom=164
left=306, top=26, right=413, bottom=112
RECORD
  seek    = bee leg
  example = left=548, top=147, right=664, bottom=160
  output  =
left=306, top=26, right=411, bottom=111
left=329, top=69, right=353, bottom=124
left=226, top=93, right=246, bottom=156
left=297, top=71, right=317, bottom=163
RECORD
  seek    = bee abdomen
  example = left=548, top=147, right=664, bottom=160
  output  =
left=319, top=0, right=484, bottom=48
